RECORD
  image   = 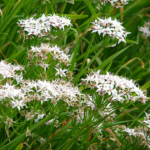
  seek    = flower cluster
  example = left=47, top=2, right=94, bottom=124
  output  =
left=142, top=112, right=150, bottom=128
left=81, top=70, right=147, bottom=104
left=0, top=60, right=24, bottom=81
left=0, top=60, right=24, bottom=85
left=36, top=79, right=84, bottom=107
left=139, top=21, right=150, bottom=39
left=91, top=17, right=130, bottom=44
left=123, top=125, right=150, bottom=149
left=0, top=60, right=96, bottom=125
left=90, top=0, right=133, bottom=8
left=17, top=14, right=72, bottom=38
left=45, top=118, right=58, bottom=127
left=0, top=84, right=25, bottom=107
left=98, top=103, right=116, bottom=121
left=28, top=43, right=70, bottom=73
left=42, top=0, right=50, bottom=4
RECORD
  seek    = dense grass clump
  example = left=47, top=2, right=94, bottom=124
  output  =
left=0, top=0, right=150, bottom=149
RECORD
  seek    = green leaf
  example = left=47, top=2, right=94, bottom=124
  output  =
left=64, top=0, right=74, bottom=4
left=55, top=129, right=72, bottom=149
left=76, top=41, right=103, bottom=61
left=41, top=119, right=72, bottom=150
left=63, top=14, right=88, bottom=19
left=96, top=45, right=131, bottom=70
left=3, top=0, right=15, bottom=18
left=7, top=48, right=26, bottom=62
left=105, top=61, right=112, bottom=72
left=113, top=0, right=142, bottom=19
left=73, top=47, right=104, bottom=84
left=96, top=57, right=102, bottom=66
left=0, top=0, right=26, bottom=35
left=125, top=39, right=138, bottom=44
left=61, top=111, right=98, bottom=150
left=79, top=34, right=95, bottom=72
left=129, top=103, right=150, bottom=128
left=84, top=0, right=97, bottom=19
left=141, top=80, right=150, bottom=90
left=15, top=143, right=23, bottom=150
left=0, top=42, right=10, bottom=52
left=1, top=114, right=54, bottom=150
left=68, top=28, right=79, bottom=72
left=60, top=2, right=67, bottom=14
left=24, top=0, right=39, bottom=17
left=103, top=120, right=133, bottom=129
left=50, top=120, right=72, bottom=142
left=0, top=120, right=27, bottom=149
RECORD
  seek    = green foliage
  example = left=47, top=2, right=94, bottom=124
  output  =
left=0, top=0, right=150, bottom=150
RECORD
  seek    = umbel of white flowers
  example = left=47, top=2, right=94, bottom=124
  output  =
left=17, top=14, right=72, bottom=38
left=139, top=21, right=150, bottom=38
left=90, top=17, right=130, bottom=44
left=90, top=0, right=133, bottom=8
left=81, top=70, right=147, bottom=104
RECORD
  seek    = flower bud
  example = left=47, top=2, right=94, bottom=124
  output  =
left=55, top=63, right=59, bottom=68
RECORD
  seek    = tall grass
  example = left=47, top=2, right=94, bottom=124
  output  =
left=0, top=0, right=150, bottom=149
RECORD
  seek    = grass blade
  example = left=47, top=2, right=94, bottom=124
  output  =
left=96, top=45, right=131, bottom=70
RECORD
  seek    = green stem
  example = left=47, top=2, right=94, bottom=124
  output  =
left=0, top=114, right=54, bottom=150
left=0, top=120, right=27, bottom=149
left=73, top=47, right=104, bottom=84
left=79, top=34, right=95, bottom=72
left=129, top=103, right=150, bottom=128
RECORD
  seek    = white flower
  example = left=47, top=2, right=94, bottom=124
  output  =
left=92, top=25, right=103, bottom=35
left=45, top=118, right=55, bottom=125
left=35, top=114, right=45, bottom=122
left=17, top=14, right=72, bottom=38
left=37, top=114, right=45, bottom=120
left=116, top=32, right=126, bottom=44
left=40, top=137, right=46, bottom=143
left=25, top=111, right=35, bottom=121
left=86, top=101, right=95, bottom=110
left=55, top=68, right=67, bottom=77
left=139, top=26, right=150, bottom=38
left=26, top=127, right=34, bottom=137
left=39, top=63, right=49, bottom=71
left=108, top=0, right=118, bottom=6
left=90, top=17, right=130, bottom=45
left=4, top=117, right=15, bottom=128
left=122, top=127, right=136, bottom=136
left=11, top=100, right=25, bottom=110
left=81, top=70, right=147, bottom=103
left=112, top=93, right=124, bottom=102
left=26, top=80, right=38, bottom=89
left=94, top=0, right=133, bottom=7
left=103, top=27, right=112, bottom=37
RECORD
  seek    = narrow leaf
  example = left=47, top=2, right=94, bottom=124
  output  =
left=15, top=143, right=23, bottom=150
left=73, top=47, right=104, bottom=84
left=7, top=48, right=26, bottom=62
left=96, top=45, right=131, bottom=70
left=84, top=0, right=97, bottom=19
left=63, top=14, right=88, bottom=19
